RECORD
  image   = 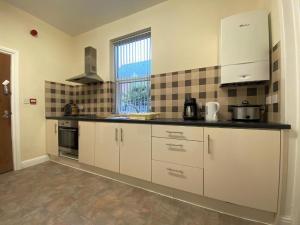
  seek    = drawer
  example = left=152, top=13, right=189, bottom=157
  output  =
left=152, top=125, right=203, bottom=141
left=152, top=137, right=203, bottom=168
left=152, top=160, right=203, bottom=195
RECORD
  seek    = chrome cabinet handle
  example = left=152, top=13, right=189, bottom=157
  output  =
left=120, top=128, right=123, bottom=142
left=166, top=131, right=183, bottom=134
left=167, top=168, right=184, bottom=174
left=207, top=134, right=210, bottom=154
left=166, top=143, right=185, bottom=152
left=58, top=128, right=77, bottom=132
left=166, top=143, right=183, bottom=147
left=115, top=128, right=118, bottom=142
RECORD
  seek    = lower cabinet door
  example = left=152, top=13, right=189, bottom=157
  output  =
left=94, top=122, right=120, bottom=173
left=152, top=160, right=203, bottom=195
left=46, top=120, right=58, bottom=156
left=120, top=124, right=151, bottom=181
left=204, top=128, right=281, bottom=212
left=78, top=122, right=95, bottom=166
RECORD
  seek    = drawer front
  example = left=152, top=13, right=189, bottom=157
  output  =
left=152, top=160, right=203, bottom=195
left=152, top=137, right=203, bottom=168
left=152, top=125, right=203, bottom=141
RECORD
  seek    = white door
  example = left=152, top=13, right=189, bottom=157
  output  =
left=95, top=122, right=120, bottom=172
left=46, top=120, right=58, bottom=156
left=204, top=128, right=280, bottom=212
left=120, top=124, right=151, bottom=181
left=78, top=122, right=95, bottom=166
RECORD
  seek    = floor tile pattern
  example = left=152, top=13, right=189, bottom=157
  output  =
left=0, top=162, right=263, bottom=225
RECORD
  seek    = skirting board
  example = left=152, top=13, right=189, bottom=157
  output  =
left=278, top=216, right=292, bottom=225
left=21, top=154, right=49, bottom=169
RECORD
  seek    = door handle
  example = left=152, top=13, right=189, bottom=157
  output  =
left=120, top=128, right=123, bottom=142
left=2, top=110, right=11, bottom=119
left=115, top=128, right=118, bottom=142
left=207, top=134, right=211, bottom=154
left=54, top=123, right=57, bottom=134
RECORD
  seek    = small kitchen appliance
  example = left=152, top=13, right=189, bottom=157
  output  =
left=205, top=102, right=220, bottom=121
left=64, top=102, right=79, bottom=116
left=231, top=100, right=264, bottom=121
left=183, top=98, right=198, bottom=120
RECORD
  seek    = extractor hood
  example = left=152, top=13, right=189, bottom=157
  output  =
left=67, top=47, right=103, bottom=84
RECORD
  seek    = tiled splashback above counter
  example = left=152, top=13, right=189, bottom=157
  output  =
left=45, top=42, right=281, bottom=122
left=45, top=81, right=114, bottom=117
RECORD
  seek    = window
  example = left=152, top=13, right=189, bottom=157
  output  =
left=113, top=30, right=151, bottom=114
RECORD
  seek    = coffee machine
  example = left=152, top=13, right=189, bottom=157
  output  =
left=183, top=98, right=198, bottom=120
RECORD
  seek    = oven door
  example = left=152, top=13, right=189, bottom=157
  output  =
left=58, top=127, right=78, bottom=154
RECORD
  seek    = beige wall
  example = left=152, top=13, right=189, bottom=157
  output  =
left=0, top=1, right=74, bottom=160
left=73, top=0, right=272, bottom=81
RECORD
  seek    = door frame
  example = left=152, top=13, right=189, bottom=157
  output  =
left=0, top=46, right=21, bottom=170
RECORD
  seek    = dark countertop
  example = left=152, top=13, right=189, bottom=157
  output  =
left=46, top=116, right=291, bottom=130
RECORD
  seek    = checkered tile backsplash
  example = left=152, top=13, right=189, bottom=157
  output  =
left=45, top=81, right=114, bottom=117
left=151, top=67, right=265, bottom=120
left=45, top=42, right=281, bottom=122
left=266, top=42, right=281, bottom=122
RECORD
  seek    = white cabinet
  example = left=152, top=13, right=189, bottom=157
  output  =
left=78, top=122, right=95, bottom=166
left=93, top=123, right=151, bottom=181
left=120, top=124, right=152, bottom=181
left=152, top=160, right=203, bottom=195
left=46, top=120, right=58, bottom=156
left=203, top=128, right=280, bottom=212
left=152, top=137, right=203, bottom=168
left=152, top=125, right=204, bottom=194
left=220, top=10, right=269, bottom=85
left=95, top=123, right=120, bottom=173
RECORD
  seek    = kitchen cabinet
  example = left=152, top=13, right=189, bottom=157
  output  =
left=46, top=120, right=58, bottom=156
left=95, top=123, right=120, bottom=172
left=152, top=160, right=203, bottom=195
left=152, top=125, right=204, bottom=194
left=203, top=128, right=280, bottom=212
left=120, top=124, right=151, bottom=181
left=78, top=122, right=95, bottom=166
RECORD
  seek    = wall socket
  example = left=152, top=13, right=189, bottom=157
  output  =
left=266, top=96, right=272, bottom=105
left=272, top=94, right=278, bottom=104
left=266, top=94, right=278, bottom=105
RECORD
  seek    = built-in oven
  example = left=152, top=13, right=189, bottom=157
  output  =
left=58, top=120, right=78, bottom=160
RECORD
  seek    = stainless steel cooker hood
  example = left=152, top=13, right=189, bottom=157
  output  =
left=67, top=47, right=103, bottom=84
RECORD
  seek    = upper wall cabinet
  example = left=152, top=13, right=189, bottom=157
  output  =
left=220, top=10, right=270, bottom=85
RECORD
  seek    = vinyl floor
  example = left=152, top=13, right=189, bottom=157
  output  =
left=0, top=161, right=263, bottom=225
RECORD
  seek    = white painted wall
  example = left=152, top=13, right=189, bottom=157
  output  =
left=278, top=0, right=300, bottom=224
left=73, top=0, right=271, bottom=81
left=0, top=1, right=74, bottom=161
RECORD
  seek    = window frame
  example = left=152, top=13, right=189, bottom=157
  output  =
left=112, top=29, right=152, bottom=114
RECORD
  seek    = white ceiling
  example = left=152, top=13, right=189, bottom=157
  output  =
left=4, top=0, right=167, bottom=35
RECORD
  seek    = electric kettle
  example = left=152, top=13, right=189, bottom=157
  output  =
left=205, top=102, right=220, bottom=121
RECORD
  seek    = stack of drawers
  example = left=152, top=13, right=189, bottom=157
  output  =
left=152, top=125, right=204, bottom=195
